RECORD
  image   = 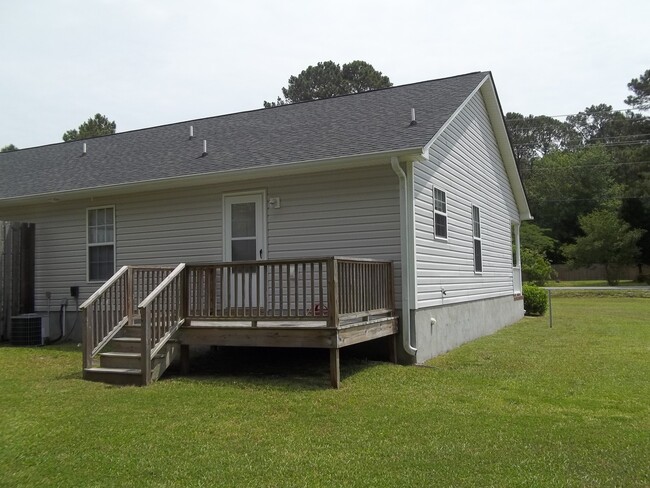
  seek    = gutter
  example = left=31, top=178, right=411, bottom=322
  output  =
left=390, top=157, right=417, bottom=357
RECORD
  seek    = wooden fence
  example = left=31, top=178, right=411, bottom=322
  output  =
left=552, top=264, right=642, bottom=282
left=1, top=222, right=35, bottom=340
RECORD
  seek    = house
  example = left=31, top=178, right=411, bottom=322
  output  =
left=0, top=71, right=531, bottom=387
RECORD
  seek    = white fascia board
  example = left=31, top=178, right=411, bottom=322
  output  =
left=0, top=147, right=421, bottom=210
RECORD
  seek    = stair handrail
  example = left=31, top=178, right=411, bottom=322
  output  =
left=79, top=266, right=129, bottom=310
left=80, top=266, right=130, bottom=369
left=137, top=262, right=187, bottom=385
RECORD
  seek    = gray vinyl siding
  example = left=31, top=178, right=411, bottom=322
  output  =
left=2, top=165, right=401, bottom=311
left=413, top=91, right=519, bottom=308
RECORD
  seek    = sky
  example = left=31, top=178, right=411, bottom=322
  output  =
left=1, top=0, right=648, bottom=150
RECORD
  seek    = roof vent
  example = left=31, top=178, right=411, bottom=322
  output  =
left=189, top=125, right=194, bottom=140
left=410, top=108, right=417, bottom=126
left=202, top=139, right=207, bottom=157
left=82, top=142, right=87, bottom=156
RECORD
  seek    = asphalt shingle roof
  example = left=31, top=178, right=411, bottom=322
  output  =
left=0, top=71, right=488, bottom=200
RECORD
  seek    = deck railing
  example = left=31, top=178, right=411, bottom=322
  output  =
left=80, top=265, right=175, bottom=368
left=184, top=257, right=394, bottom=328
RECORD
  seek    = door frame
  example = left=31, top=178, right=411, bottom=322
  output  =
left=222, top=189, right=268, bottom=262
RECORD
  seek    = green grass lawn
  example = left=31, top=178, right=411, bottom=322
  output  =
left=1, top=297, right=648, bottom=487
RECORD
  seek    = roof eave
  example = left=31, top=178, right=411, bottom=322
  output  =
left=0, top=147, right=423, bottom=209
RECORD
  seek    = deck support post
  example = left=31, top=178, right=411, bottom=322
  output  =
left=388, top=334, right=397, bottom=364
left=180, top=344, right=190, bottom=374
left=329, top=348, right=340, bottom=389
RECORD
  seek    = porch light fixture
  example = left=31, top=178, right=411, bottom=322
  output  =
left=268, top=197, right=281, bottom=209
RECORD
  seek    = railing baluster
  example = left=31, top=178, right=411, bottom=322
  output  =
left=271, top=265, right=276, bottom=317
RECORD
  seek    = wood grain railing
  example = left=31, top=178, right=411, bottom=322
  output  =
left=336, top=257, right=395, bottom=324
left=185, top=257, right=394, bottom=328
left=138, top=263, right=186, bottom=385
left=80, top=266, right=129, bottom=369
left=80, top=265, right=175, bottom=369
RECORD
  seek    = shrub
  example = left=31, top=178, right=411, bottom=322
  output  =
left=523, top=284, right=548, bottom=316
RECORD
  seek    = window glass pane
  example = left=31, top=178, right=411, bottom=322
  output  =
left=512, top=224, right=518, bottom=266
left=472, top=206, right=481, bottom=238
left=231, top=202, right=256, bottom=238
left=435, top=214, right=447, bottom=239
left=89, top=210, right=97, bottom=226
left=88, top=227, right=97, bottom=244
left=474, top=239, right=482, bottom=273
left=434, top=189, right=446, bottom=213
left=105, top=209, right=114, bottom=225
left=96, top=209, right=105, bottom=225
left=106, top=225, right=114, bottom=242
left=89, top=245, right=114, bottom=281
left=232, top=239, right=256, bottom=262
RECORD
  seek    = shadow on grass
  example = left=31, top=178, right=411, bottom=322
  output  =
left=164, top=345, right=389, bottom=391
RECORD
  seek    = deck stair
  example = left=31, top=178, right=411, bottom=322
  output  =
left=83, top=323, right=180, bottom=386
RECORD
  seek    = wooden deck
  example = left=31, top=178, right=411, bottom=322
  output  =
left=80, top=257, right=398, bottom=388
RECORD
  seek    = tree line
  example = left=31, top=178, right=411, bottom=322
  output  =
left=508, top=69, right=649, bottom=284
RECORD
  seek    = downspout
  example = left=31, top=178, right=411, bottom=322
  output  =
left=391, top=157, right=417, bottom=356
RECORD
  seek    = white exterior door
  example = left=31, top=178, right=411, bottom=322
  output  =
left=223, top=191, right=267, bottom=307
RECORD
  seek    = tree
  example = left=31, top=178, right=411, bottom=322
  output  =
left=264, top=60, right=391, bottom=107
left=505, top=112, right=579, bottom=175
left=519, top=222, right=556, bottom=286
left=521, top=248, right=554, bottom=286
left=625, top=69, right=650, bottom=111
left=1, top=144, right=19, bottom=153
left=562, top=207, right=646, bottom=285
left=524, top=146, right=620, bottom=259
left=62, top=113, right=116, bottom=142
left=520, top=222, right=556, bottom=256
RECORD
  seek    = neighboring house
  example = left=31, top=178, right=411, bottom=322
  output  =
left=0, top=71, right=531, bottom=385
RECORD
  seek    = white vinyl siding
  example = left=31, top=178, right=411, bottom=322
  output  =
left=413, top=90, right=520, bottom=308
left=1, top=165, right=401, bottom=311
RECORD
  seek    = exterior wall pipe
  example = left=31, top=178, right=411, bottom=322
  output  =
left=391, top=157, right=417, bottom=356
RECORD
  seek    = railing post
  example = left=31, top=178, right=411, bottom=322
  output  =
left=181, top=267, right=189, bottom=324
left=388, top=262, right=396, bottom=312
left=126, top=267, right=133, bottom=325
left=82, top=307, right=93, bottom=369
left=327, top=258, right=340, bottom=328
left=140, top=305, right=152, bottom=385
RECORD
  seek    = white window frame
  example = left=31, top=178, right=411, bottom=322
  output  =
left=433, top=187, right=448, bottom=240
left=472, top=205, right=482, bottom=274
left=86, top=206, right=116, bottom=282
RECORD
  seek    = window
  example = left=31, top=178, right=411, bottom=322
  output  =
left=87, top=207, right=115, bottom=281
left=472, top=205, right=482, bottom=273
left=433, top=188, right=447, bottom=239
left=512, top=223, right=519, bottom=267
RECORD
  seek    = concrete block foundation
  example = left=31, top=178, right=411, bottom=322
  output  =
left=411, top=295, right=524, bottom=363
